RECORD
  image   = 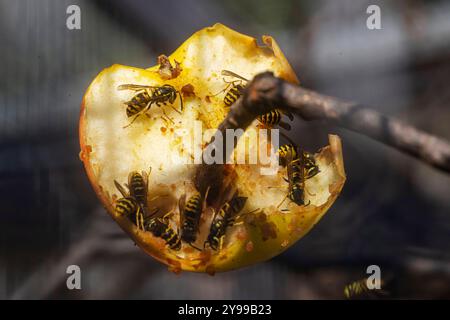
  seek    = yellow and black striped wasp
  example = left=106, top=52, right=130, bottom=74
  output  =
left=113, top=168, right=151, bottom=230
left=127, top=169, right=150, bottom=209
left=204, top=192, right=248, bottom=251
left=117, top=83, right=183, bottom=128
left=213, top=70, right=293, bottom=130
left=277, top=144, right=320, bottom=179
left=286, top=150, right=309, bottom=206
left=145, top=210, right=182, bottom=251
left=344, top=278, right=387, bottom=299
left=114, top=182, right=145, bottom=230
left=276, top=148, right=311, bottom=209
left=179, top=188, right=210, bottom=250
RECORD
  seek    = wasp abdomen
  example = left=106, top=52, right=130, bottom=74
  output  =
left=181, top=193, right=202, bottom=243
left=258, top=109, right=282, bottom=125
left=129, top=172, right=146, bottom=205
left=224, top=85, right=245, bottom=106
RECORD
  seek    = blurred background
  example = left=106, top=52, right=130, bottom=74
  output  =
left=1, top=0, right=450, bottom=299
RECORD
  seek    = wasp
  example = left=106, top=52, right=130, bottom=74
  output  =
left=117, top=83, right=183, bottom=128
left=145, top=210, right=181, bottom=251
left=114, top=181, right=145, bottom=230
left=344, top=278, right=386, bottom=299
left=214, top=70, right=292, bottom=130
left=257, top=109, right=292, bottom=130
left=113, top=168, right=152, bottom=230
left=204, top=192, right=248, bottom=251
left=303, top=151, right=320, bottom=179
left=277, top=144, right=319, bottom=179
left=286, top=151, right=309, bottom=206
left=276, top=149, right=311, bottom=209
left=179, top=188, right=209, bottom=250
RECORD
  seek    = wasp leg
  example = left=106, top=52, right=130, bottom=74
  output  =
left=277, top=194, right=289, bottom=209
left=268, top=185, right=288, bottom=189
left=189, top=243, right=203, bottom=251
left=148, top=194, right=169, bottom=202
left=219, top=236, right=224, bottom=251
left=210, top=80, right=233, bottom=97
left=123, top=101, right=152, bottom=128
left=168, top=96, right=182, bottom=114
left=161, top=108, right=175, bottom=125
left=136, top=207, right=145, bottom=230
left=162, top=209, right=175, bottom=220
left=147, top=208, right=159, bottom=219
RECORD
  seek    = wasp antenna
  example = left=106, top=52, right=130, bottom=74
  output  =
left=210, top=82, right=230, bottom=97
left=123, top=113, right=141, bottom=128
left=242, top=208, right=260, bottom=215
left=277, top=194, right=288, bottom=209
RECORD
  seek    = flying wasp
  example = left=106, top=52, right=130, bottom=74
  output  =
left=214, top=70, right=293, bottom=130
left=204, top=192, right=248, bottom=251
left=145, top=210, right=181, bottom=251
left=117, top=83, right=183, bottom=128
left=179, top=188, right=210, bottom=250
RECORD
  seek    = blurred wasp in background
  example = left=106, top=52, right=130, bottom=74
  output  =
left=344, top=277, right=388, bottom=299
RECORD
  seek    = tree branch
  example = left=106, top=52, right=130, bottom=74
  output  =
left=195, top=72, right=450, bottom=197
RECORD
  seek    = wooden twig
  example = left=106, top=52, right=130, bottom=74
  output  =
left=195, top=72, right=450, bottom=197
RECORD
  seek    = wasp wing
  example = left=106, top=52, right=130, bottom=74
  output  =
left=114, top=180, right=129, bottom=198
left=221, top=70, right=249, bottom=82
left=117, top=84, right=159, bottom=91
left=141, top=167, right=151, bottom=203
left=178, top=193, right=186, bottom=227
